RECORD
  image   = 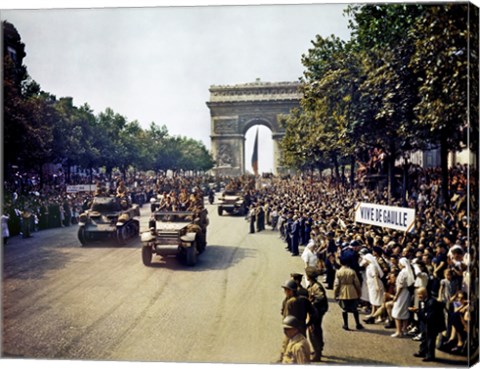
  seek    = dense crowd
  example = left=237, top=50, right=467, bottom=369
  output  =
left=239, top=164, right=477, bottom=363
left=2, top=169, right=219, bottom=241
left=2, top=163, right=477, bottom=364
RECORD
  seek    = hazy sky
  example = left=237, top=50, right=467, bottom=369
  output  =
left=2, top=1, right=354, bottom=173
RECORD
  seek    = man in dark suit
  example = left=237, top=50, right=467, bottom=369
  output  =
left=410, top=287, right=446, bottom=362
left=290, top=215, right=300, bottom=256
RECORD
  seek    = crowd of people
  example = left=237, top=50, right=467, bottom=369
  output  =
left=237, top=164, right=477, bottom=364
left=1, top=168, right=220, bottom=242
left=2, top=162, right=477, bottom=364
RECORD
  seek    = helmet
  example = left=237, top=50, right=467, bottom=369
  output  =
left=359, top=247, right=369, bottom=255
left=283, top=315, right=301, bottom=330
left=305, top=266, right=320, bottom=279
left=290, top=273, right=303, bottom=281
left=281, top=279, right=298, bottom=291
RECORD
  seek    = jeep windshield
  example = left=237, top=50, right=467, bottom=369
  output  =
left=154, top=211, right=194, bottom=222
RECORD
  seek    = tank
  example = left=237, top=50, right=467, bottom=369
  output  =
left=77, top=196, right=140, bottom=246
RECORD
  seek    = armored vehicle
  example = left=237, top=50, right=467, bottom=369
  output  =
left=141, top=210, right=208, bottom=267
left=217, top=191, right=247, bottom=216
left=78, top=196, right=140, bottom=246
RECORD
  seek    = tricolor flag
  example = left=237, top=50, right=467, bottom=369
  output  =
left=251, top=128, right=259, bottom=176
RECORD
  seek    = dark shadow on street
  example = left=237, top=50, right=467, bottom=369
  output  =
left=143, top=244, right=258, bottom=272
left=321, top=354, right=395, bottom=366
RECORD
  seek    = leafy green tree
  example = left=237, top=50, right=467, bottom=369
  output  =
left=410, top=3, right=470, bottom=206
left=93, top=108, right=129, bottom=178
left=346, top=4, right=425, bottom=197
left=4, top=59, right=56, bottom=176
left=176, top=136, right=215, bottom=172
left=282, top=35, right=362, bottom=182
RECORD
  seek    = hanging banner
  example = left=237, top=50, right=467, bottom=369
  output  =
left=354, top=202, right=416, bottom=233
left=66, top=184, right=97, bottom=193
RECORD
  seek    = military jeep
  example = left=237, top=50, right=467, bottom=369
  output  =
left=77, top=196, right=140, bottom=246
left=141, top=210, right=207, bottom=266
left=217, top=191, right=247, bottom=216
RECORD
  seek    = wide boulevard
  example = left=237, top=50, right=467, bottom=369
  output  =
left=2, top=199, right=466, bottom=367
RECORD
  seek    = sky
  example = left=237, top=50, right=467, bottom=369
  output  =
left=1, top=0, right=354, bottom=174
left=2, top=0, right=478, bottom=174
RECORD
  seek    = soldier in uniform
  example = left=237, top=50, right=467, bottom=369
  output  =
left=248, top=204, right=256, bottom=234
left=178, top=188, right=189, bottom=210
left=255, top=202, right=265, bottom=232
left=291, top=273, right=308, bottom=297
left=193, top=203, right=209, bottom=252
left=285, top=212, right=294, bottom=252
left=116, top=180, right=127, bottom=198
left=334, top=258, right=364, bottom=331
left=306, top=266, right=329, bottom=362
left=281, top=315, right=311, bottom=364
left=21, top=206, right=33, bottom=238
left=281, top=279, right=315, bottom=339
left=95, top=182, right=108, bottom=197
left=290, top=215, right=300, bottom=256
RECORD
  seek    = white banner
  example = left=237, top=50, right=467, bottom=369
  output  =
left=354, top=202, right=415, bottom=233
left=66, top=184, right=97, bottom=193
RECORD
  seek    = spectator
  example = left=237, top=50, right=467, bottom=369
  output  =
left=362, top=253, right=385, bottom=324
left=305, top=266, right=328, bottom=362
left=410, top=287, right=446, bottom=362
left=280, top=315, right=311, bottom=364
left=2, top=210, right=10, bottom=244
left=391, top=257, right=415, bottom=338
left=334, top=258, right=364, bottom=331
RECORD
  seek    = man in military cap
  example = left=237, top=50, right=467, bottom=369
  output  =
left=305, top=266, right=329, bottom=361
left=281, top=315, right=311, bottom=364
left=291, top=273, right=308, bottom=297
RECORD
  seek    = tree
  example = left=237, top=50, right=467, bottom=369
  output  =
left=282, top=35, right=363, bottom=182
left=410, top=3, right=470, bottom=206
left=346, top=4, right=425, bottom=197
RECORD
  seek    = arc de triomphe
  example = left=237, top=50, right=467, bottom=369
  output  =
left=206, top=80, right=301, bottom=176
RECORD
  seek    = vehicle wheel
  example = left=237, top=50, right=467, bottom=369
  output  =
left=132, top=220, right=140, bottom=236
left=217, top=206, right=223, bottom=216
left=142, top=246, right=152, bottom=266
left=186, top=242, right=197, bottom=266
left=78, top=226, right=87, bottom=246
left=196, top=233, right=206, bottom=254
left=116, top=226, right=127, bottom=245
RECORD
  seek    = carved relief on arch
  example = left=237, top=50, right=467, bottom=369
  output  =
left=217, top=142, right=235, bottom=167
left=213, top=117, right=238, bottom=134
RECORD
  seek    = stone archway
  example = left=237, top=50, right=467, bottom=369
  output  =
left=206, top=79, right=301, bottom=176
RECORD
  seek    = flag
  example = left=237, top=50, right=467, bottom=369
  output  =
left=251, top=128, right=259, bottom=176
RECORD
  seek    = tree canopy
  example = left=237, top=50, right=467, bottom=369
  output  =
left=281, top=3, right=478, bottom=202
left=3, top=21, right=215, bottom=181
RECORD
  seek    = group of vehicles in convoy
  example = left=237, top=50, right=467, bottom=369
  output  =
left=76, top=186, right=245, bottom=267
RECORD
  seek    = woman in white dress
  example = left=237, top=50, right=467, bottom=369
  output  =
left=391, top=257, right=415, bottom=338
left=359, top=257, right=370, bottom=306
left=301, top=238, right=318, bottom=268
left=301, top=238, right=319, bottom=287
left=362, top=253, right=385, bottom=324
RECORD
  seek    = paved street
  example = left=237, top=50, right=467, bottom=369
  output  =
left=2, top=199, right=467, bottom=367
